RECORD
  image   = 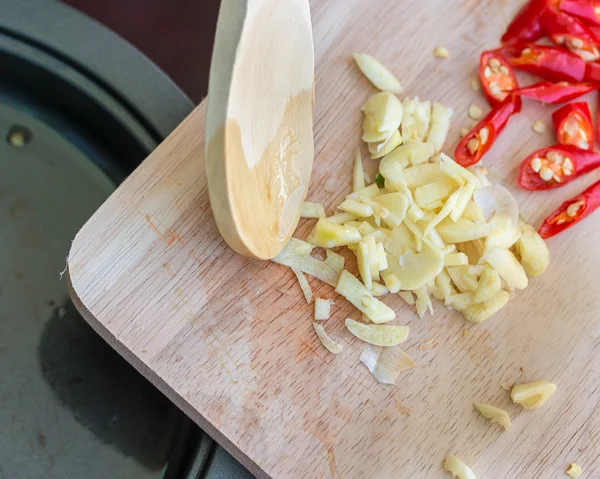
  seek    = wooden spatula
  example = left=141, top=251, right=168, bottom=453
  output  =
left=205, top=0, right=315, bottom=260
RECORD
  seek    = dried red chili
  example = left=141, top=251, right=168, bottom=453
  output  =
left=501, top=0, right=548, bottom=45
left=559, top=0, right=600, bottom=27
left=552, top=102, right=594, bottom=150
left=500, top=44, right=587, bottom=83
left=540, top=9, right=600, bottom=62
left=479, top=50, right=519, bottom=106
left=512, top=81, right=600, bottom=104
left=455, top=95, right=521, bottom=167
left=517, top=145, right=600, bottom=190
left=539, top=179, right=600, bottom=238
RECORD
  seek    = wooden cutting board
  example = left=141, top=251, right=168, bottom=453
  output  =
left=67, top=1, right=600, bottom=477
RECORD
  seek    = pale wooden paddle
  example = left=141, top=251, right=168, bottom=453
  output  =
left=205, top=0, right=315, bottom=260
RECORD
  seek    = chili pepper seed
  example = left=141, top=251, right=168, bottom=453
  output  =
left=562, top=157, right=574, bottom=175
left=567, top=200, right=584, bottom=217
left=479, top=127, right=489, bottom=145
left=467, top=137, right=480, bottom=155
left=468, top=104, right=483, bottom=120
left=530, top=157, right=542, bottom=173
left=539, top=166, right=554, bottom=181
left=433, top=46, right=450, bottom=59
left=532, top=120, right=546, bottom=134
left=546, top=151, right=564, bottom=164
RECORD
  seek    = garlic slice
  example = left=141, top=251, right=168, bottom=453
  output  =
left=353, top=53, right=403, bottom=94
left=292, top=267, right=312, bottom=303
left=444, top=455, right=477, bottom=479
left=473, top=402, right=512, bottom=430
left=301, top=201, right=326, bottom=218
left=511, top=381, right=557, bottom=409
left=336, top=270, right=395, bottom=323
left=273, top=238, right=344, bottom=286
left=314, top=298, right=331, bottom=321
left=313, top=322, right=343, bottom=354
left=345, top=318, right=409, bottom=346
left=473, top=184, right=519, bottom=226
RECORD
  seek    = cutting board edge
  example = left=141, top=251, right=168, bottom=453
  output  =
left=65, top=268, right=269, bottom=479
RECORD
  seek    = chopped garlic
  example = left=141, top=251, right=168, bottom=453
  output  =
left=336, top=270, right=395, bottom=323
left=433, top=45, right=450, bottom=58
left=370, top=281, right=389, bottom=296
left=313, top=322, right=343, bottom=354
left=514, top=223, right=550, bottom=277
left=463, top=290, right=510, bottom=323
left=402, top=98, right=432, bottom=142
left=445, top=253, right=469, bottom=266
left=301, top=201, right=326, bottom=218
left=427, top=103, right=454, bottom=152
left=372, top=192, right=409, bottom=227
left=566, top=463, right=582, bottom=478
left=314, top=298, right=331, bottom=321
left=339, top=198, right=374, bottom=218
left=437, top=217, right=492, bottom=243
left=292, top=267, right=313, bottom=303
left=483, top=248, right=528, bottom=290
left=352, top=150, right=365, bottom=192
left=345, top=318, right=409, bottom=346
left=326, top=212, right=356, bottom=224
left=273, top=238, right=344, bottom=286
left=511, top=381, right=557, bottom=409
left=444, top=455, right=477, bottom=479
left=414, top=285, right=433, bottom=318
left=309, top=218, right=361, bottom=248
left=473, top=266, right=501, bottom=303
left=357, top=241, right=373, bottom=290
left=397, top=290, right=415, bottom=305
left=369, top=129, right=403, bottom=159
left=353, top=53, right=403, bottom=94
left=473, top=402, right=512, bottom=430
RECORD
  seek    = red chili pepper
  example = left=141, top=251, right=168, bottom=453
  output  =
left=501, top=0, right=548, bottom=45
left=479, top=51, right=519, bottom=106
left=512, top=81, right=600, bottom=104
left=552, top=102, right=594, bottom=150
left=559, top=0, right=600, bottom=27
left=539, top=179, right=600, bottom=238
left=517, top=144, right=600, bottom=190
left=499, top=44, right=587, bottom=83
left=540, top=9, right=600, bottom=62
left=455, top=95, right=521, bottom=167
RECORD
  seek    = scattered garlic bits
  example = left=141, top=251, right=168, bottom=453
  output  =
left=301, top=201, right=325, bottom=218
left=292, top=267, right=313, bottom=304
left=313, top=322, right=343, bottom=354
left=566, top=463, right=582, bottom=478
left=314, top=298, right=331, bottom=320
left=345, top=318, right=409, bottom=346
left=473, top=402, right=512, bottom=430
left=444, top=455, right=477, bottom=479
left=433, top=46, right=450, bottom=59
left=354, top=53, right=403, bottom=94
left=511, top=381, right=557, bottom=409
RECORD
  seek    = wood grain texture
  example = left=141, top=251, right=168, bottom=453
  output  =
left=68, top=1, right=600, bottom=477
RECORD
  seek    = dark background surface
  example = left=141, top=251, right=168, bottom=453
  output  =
left=63, top=0, right=221, bottom=104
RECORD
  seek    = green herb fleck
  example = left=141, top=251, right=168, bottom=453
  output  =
left=375, top=172, right=385, bottom=188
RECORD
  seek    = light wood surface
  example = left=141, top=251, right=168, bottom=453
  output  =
left=205, top=0, right=314, bottom=260
left=68, top=1, right=600, bottom=477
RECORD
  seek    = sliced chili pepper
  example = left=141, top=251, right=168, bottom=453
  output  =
left=559, top=0, right=600, bottom=27
left=540, top=9, right=600, bottom=62
left=455, top=95, right=521, bottom=167
left=539, top=179, right=600, bottom=238
left=501, top=0, right=548, bottom=45
left=517, top=144, right=600, bottom=190
left=479, top=50, right=519, bottom=106
left=512, top=81, right=600, bottom=104
left=552, top=102, right=594, bottom=150
left=499, top=44, right=587, bottom=83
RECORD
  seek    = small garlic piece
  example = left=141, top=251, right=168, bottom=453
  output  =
left=444, top=455, right=477, bottom=479
left=566, top=463, right=582, bottom=478
left=473, top=402, right=512, bottom=430
left=511, top=381, right=557, bottom=409
left=468, top=104, right=483, bottom=120
left=434, top=45, right=450, bottom=58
